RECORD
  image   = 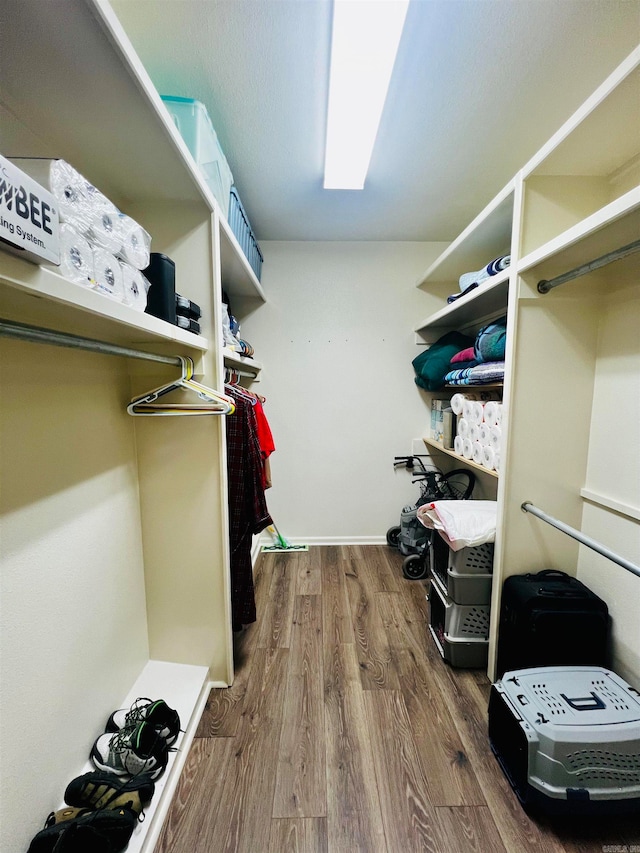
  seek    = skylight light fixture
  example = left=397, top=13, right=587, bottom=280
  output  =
left=323, top=0, right=410, bottom=190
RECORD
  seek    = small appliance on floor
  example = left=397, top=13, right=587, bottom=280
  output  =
left=489, top=666, right=640, bottom=815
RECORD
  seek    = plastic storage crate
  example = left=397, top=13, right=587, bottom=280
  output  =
left=228, top=186, right=263, bottom=281
left=428, top=580, right=490, bottom=668
left=161, top=96, right=233, bottom=218
left=489, top=666, right=640, bottom=815
left=430, top=536, right=494, bottom=603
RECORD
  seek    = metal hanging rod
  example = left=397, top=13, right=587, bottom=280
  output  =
left=225, top=367, right=257, bottom=380
left=521, top=501, right=640, bottom=579
left=0, top=318, right=182, bottom=367
left=537, top=238, right=640, bottom=294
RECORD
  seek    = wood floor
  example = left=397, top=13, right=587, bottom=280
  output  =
left=156, top=546, right=639, bottom=853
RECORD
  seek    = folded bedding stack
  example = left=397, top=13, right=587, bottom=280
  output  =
left=443, top=317, right=507, bottom=386
left=9, top=158, right=152, bottom=311
left=447, top=254, right=510, bottom=304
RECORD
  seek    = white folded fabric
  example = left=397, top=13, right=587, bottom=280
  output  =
left=416, top=500, right=497, bottom=550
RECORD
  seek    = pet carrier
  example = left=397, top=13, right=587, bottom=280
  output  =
left=489, top=666, right=640, bottom=815
left=386, top=456, right=475, bottom=580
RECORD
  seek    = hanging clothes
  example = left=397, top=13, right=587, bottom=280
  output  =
left=253, top=397, right=275, bottom=488
left=225, top=384, right=272, bottom=630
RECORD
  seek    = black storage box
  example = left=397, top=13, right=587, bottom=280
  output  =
left=496, top=569, right=609, bottom=678
left=144, top=253, right=176, bottom=324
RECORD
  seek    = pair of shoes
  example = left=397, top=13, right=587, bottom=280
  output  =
left=91, top=698, right=180, bottom=782
left=65, top=769, right=156, bottom=817
left=27, top=805, right=137, bottom=853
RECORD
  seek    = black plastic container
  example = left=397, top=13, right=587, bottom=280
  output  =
left=143, top=253, right=176, bottom=324
left=176, top=293, right=202, bottom=320
left=496, top=569, right=609, bottom=678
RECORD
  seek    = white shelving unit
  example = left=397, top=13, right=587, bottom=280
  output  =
left=412, top=46, right=640, bottom=683
left=0, top=2, right=266, bottom=851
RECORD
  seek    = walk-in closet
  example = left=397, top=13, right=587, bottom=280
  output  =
left=1, top=1, right=639, bottom=851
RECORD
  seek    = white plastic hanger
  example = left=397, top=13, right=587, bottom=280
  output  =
left=128, top=356, right=235, bottom=416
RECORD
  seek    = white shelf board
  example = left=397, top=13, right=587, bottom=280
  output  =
left=0, top=255, right=208, bottom=352
left=417, top=181, right=514, bottom=287
left=522, top=47, right=640, bottom=179
left=581, top=488, right=640, bottom=523
left=219, top=217, right=266, bottom=301
left=423, top=437, right=499, bottom=479
left=414, top=270, right=509, bottom=337
left=222, top=346, right=262, bottom=373
left=517, top=186, right=640, bottom=277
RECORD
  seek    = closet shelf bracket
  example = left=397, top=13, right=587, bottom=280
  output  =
left=537, top=238, right=640, bottom=294
left=521, top=502, right=640, bottom=578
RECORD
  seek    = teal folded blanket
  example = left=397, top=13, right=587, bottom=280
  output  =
left=413, top=331, right=474, bottom=391
left=474, top=318, right=507, bottom=363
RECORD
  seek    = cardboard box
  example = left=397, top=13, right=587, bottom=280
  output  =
left=431, top=398, right=448, bottom=443
left=0, top=153, right=60, bottom=264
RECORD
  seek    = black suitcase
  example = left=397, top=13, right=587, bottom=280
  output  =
left=496, top=569, right=609, bottom=678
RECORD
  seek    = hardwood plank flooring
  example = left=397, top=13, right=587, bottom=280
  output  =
left=157, top=546, right=640, bottom=853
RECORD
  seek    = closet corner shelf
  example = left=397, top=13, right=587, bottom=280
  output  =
left=0, top=258, right=208, bottom=353
left=222, top=347, right=262, bottom=373
left=414, top=269, right=510, bottom=337
left=416, top=180, right=515, bottom=287
left=219, top=217, right=266, bottom=302
left=422, top=437, right=499, bottom=479
left=517, top=185, right=640, bottom=275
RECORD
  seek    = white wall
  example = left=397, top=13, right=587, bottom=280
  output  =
left=0, top=341, right=149, bottom=853
left=239, top=241, right=450, bottom=543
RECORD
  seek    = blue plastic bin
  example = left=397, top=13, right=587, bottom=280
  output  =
left=228, top=187, right=263, bottom=282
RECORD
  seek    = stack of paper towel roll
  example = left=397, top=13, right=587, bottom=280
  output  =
left=10, top=159, right=151, bottom=311
left=451, top=392, right=503, bottom=472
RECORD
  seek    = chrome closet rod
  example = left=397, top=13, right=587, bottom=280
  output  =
left=0, top=318, right=182, bottom=366
left=521, top=501, right=640, bottom=579
left=225, top=367, right=257, bottom=380
left=537, top=238, right=640, bottom=293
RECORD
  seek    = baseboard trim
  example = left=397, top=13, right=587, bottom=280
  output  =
left=256, top=534, right=387, bottom=547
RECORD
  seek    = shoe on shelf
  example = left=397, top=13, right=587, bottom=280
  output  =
left=91, top=720, right=169, bottom=781
left=27, top=805, right=137, bottom=853
left=106, top=697, right=181, bottom=747
left=64, top=769, right=156, bottom=816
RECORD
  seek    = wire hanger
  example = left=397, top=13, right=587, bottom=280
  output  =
left=128, top=356, right=235, bottom=416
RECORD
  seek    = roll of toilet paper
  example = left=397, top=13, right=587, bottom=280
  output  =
left=462, top=400, right=484, bottom=425
left=120, top=262, right=150, bottom=311
left=462, top=437, right=474, bottom=460
left=472, top=441, right=484, bottom=465
left=457, top=417, right=469, bottom=439
left=92, top=249, right=125, bottom=301
left=483, top=401, right=500, bottom=428
left=454, top=435, right=464, bottom=456
left=450, top=391, right=500, bottom=415
left=490, top=426, right=502, bottom=451
left=494, top=403, right=503, bottom=426
left=88, top=207, right=125, bottom=255
left=494, top=451, right=501, bottom=474
left=59, top=224, right=94, bottom=286
left=117, top=215, right=151, bottom=270
left=450, top=393, right=469, bottom=416
left=469, top=423, right=481, bottom=443
left=478, top=424, right=491, bottom=446
left=482, top=445, right=495, bottom=470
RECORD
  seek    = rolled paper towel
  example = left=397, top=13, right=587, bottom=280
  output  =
left=457, top=417, right=470, bottom=439
left=118, top=215, right=151, bottom=270
left=462, top=437, right=474, bottom=460
left=490, top=426, right=502, bottom=451
left=88, top=207, right=124, bottom=255
left=451, top=391, right=500, bottom=415
left=454, top=435, right=464, bottom=456
left=10, top=158, right=93, bottom=232
left=120, top=262, right=150, bottom=311
left=469, top=423, right=481, bottom=443
left=494, top=451, right=501, bottom=474
left=482, top=445, right=495, bottom=470
left=478, top=424, right=491, bottom=446
left=472, top=441, right=484, bottom=465
left=465, top=400, right=484, bottom=425
left=59, top=224, right=94, bottom=286
left=92, top=249, right=125, bottom=301
left=483, top=400, right=500, bottom=428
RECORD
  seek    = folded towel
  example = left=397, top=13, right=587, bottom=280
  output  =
left=444, top=361, right=505, bottom=385
left=450, top=346, right=476, bottom=364
left=458, top=253, right=511, bottom=292
left=474, top=318, right=507, bottom=362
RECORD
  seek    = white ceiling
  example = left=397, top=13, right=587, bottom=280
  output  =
left=111, top=0, right=640, bottom=242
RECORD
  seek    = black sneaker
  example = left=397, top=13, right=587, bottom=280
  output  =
left=27, top=805, right=137, bottom=853
left=64, top=769, right=155, bottom=816
left=91, top=720, right=169, bottom=781
left=106, top=697, right=180, bottom=746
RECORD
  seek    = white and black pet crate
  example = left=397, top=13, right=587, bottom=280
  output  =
left=430, top=535, right=494, bottom=605
left=489, top=666, right=640, bottom=815
left=428, top=579, right=491, bottom=668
